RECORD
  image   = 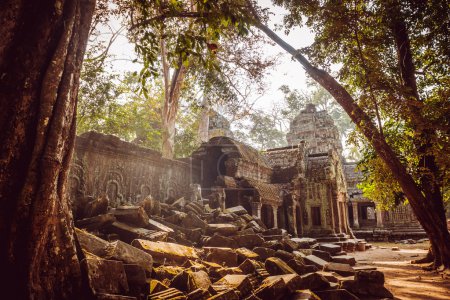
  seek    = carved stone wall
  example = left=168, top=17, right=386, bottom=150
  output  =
left=69, top=132, right=197, bottom=206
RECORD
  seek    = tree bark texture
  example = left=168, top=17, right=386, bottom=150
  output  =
left=256, top=22, right=450, bottom=269
left=0, top=0, right=95, bottom=299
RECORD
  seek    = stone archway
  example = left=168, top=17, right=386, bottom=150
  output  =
left=261, top=204, right=274, bottom=228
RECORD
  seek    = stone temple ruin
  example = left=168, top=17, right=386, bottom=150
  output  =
left=69, top=105, right=424, bottom=299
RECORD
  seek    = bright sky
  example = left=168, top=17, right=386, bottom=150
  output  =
left=101, top=0, right=315, bottom=112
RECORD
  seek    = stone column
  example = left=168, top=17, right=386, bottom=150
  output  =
left=376, top=208, right=384, bottom=228
left=251, top=201, right=262, bottom=219
left=272, top=205, right=278, bottom=228
left=352, top=202, right=360, bottom=228
left=290, top=205, right=298, bottom=236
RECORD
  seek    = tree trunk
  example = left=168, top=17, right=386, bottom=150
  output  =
left=0, top=0, right=95, bottom=299
left=255, top=22, right=450, bottom=270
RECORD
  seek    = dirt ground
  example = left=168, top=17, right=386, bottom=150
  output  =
left=350, top=242, right=450, bottom=300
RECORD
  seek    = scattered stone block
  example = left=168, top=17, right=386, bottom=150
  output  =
left=182, top=211, right=207, bottom=229
left=206, top=224, right=238, bottom=236
left=95, top=294, right=136, bottom=300
left=131, top=239, right=198, bottom=265
left=232, top=234, right=265, bottom=249
left=212, top=274, right=252, bottom=296
left=255, top=276, right=286, bottom=300
left=171, top=270, right=211, bottom=293
left=148, top=219, right=175, bottom=233
left=274, top=250, right=296, bottom=263
left=203, top=234, right=238, bottom=248
left=208, top=289, right=239, bottom=300
left=312, top=249, right=331, bottom=262
left=236, top=248, right=259, bottom=263
left=76, top=228, right=110, bottom=257
left=113, top=206, right=149, bottom=227
left=238, top=259, right=263, bottom=274
left=76, top=213, right=116, bottom=231
left=84, top=194, right=109, bottom=218
left=81, top=258, right=129, bottom=295
left=109, top=222, right=168, bottom=243
left=265, top=257, right=297, bottom=275
left=186, top=288, right=211, bottom=300
left=331, top=255, right=356, bottom=266
left=314, top=289, right=359, bottom=300
left=267, top=274, right=303, bottom=293
left=104, top=240, right=153, bottom=273
left=288, top=289, right=320, bottom=299
left=319, top=244, right=341, bottom=255
left=225, top=206, right=248, bottom=215
left=148, top=287, right=186, bottom=300
left=204, top=247, right=238, bottom=267
left=149, top=279, right=169, bottom=294
left=298, top=272, right=330, bottom=291
left=139, top=196, right=161, bottom=217
left=324, top=262, right=355, bottom=277
left=304, top=255, right=328, bottom=269
left=153, top=266, right=185, bottom=282
left=253, top=247, right=276, bottom=261
left=341, top=270, right=393, bottom=299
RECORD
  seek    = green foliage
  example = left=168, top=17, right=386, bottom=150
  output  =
left=273, top=0, right=450, bottom=206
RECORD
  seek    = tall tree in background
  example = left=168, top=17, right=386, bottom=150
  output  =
left=252, top=0, right=450, bottom=270
left=0, top=0, right=96, bottom=298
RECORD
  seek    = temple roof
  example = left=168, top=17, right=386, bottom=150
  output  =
left=240, top=178, right=283, bottom=205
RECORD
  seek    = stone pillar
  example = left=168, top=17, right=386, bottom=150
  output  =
left=272, top=205, right=278, bottom=228
left=251, top=201, right=262, bottom=219
left=290, top=205, right=298, bottom=236
left=352, top=202, right=360, bottom=228
left=376, top=208, right=384, bottom=228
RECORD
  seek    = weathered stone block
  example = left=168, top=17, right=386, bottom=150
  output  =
left=287, top=289, right=320, bottom=299
left=324, top=262, right=355, bottom=277
left=131, top=239, right=198, bottom=265
left=113, top=206, right=149, bottom=227
left=265, top=257, right=297, bottom=275
left=304, top=255, right=328, bottom=269
left=231, top=234, right=265, bottom=249
left=312, top=249, right=331, bottom=262
left=252, top=247, right=276, bottom=261
left=76, top=213, right=116, bottom=231
left=95, top=294, right=136, bottom=300
left=212, top=274, right=252, bottom=296
left=203, top=234, right=238, bottom=248
left=314, top=289, right=360, bottom=300
left=331, top=255, right=356, bottom=266
left=104, top=240, right=153, bottom=273
left=81, top=258, right=129, bottom=295
left=206, top=224, right=239, bottom=236
left=182, top=211, right=207, bottom=229
left=148, top=219, right=175, bottom=233
left=266, top=274, right=303, bottom=293
left=84, top=194, right=109, bottom=218
left=274, top=250, right=296, bottom=263
left=236, top=248, right=259, bottom=263
left=148, top=287, right=186, bottom=300
left=298, top=272, right=330, bottom=291
left=208, top=289, right=239, bottom=300
left=204, top=247, right=238, bottom=267
left=255, top=276, right=286, bottom=300
left=109, top=222, right=168, bottom=243
left=76, top=228, right=110, bottom=257
left=319, top=244, right=341, bottom=255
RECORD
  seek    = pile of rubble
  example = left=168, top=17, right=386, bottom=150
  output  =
left=74, top=195, right=394, bottom=299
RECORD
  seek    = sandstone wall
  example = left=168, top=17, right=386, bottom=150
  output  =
left=69, top=132, right=198, bottom=206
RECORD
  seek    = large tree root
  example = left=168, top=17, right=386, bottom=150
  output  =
left=411, top=246, right=434, bottom=265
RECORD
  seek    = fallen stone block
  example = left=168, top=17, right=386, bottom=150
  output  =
left=131, top=239, right=198, bottom=265
left=331, top=255, right=356, bottom=266
left=171, top=270, right=211, bottom=293
left=113, top=206, right=149, bottom=227
left=76, top=213, right=116, bottom=231
left=186, top=288, right=211, bottom=300
left=312, top=249, right=331, bottom=262
left=287, top=289, right=320, bottom=299
left=236, top=248, right=259, bottom=263
left=238, top=259, right=263, bottom=274
left=123, top=264, right=147, bottom=298
left=252, top=247, right=276, bottom=261
left=76, top=228, right=110, bottom=257
left=208, top=289, right=239, bottom=300
left=148, top=219, right=175, bottom=234
left=203, top=234, right=238, bottom=248
left=206, top=224, right=239, bottom=236
left=109, top=222, right=168, bottom=243
left=204, top=247, right=238, bottom=267
left=149, top=279, right=169, bottom=294
left=212, top=274, right=253, bottom=297
left=315, top=271, right=340, bottom=283
left=182, top=211, right=207, bottom=229
left=103, top=240, right=153, bottom=273
left=244, top=220, right=265, bottom=233
left=225, top=206, right=248, bottom=215
left=148, top=287, right=186, bottom=300
left=281, top=239, right=299, bottom=252
left=319, top=244, right=341, bottom=255
left=298, top=272, right=330, bottom=291
left=314, top=289, right=359, bottom=300
left=255, top=276, right=286, bottom=300
left=304, top=255, right=328, bottom=269
left=231, top=234, right=265, bottom=249
left=324, top=262, right=355, bottom=277
left=81, top=258, right=129, bottom=295
left=139, top=196, right=161, bottom=216
left=265, top=257, right=297, bottom=275
left=153, top=266, right=185, bottom=283
left=266, top=274, right=303, bottom=293
left=287, top=259, right=312, bottom=275
left=84, top=194, right=109, bottom=218
left=275, top=250, right=296, bottom=263
left=341, top=270, right=393, bottom=299
left=164, top=211, right=187, bottom=224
